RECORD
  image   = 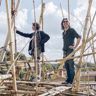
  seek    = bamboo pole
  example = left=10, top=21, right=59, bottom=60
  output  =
left=60, top=2, right=64, bottom=18
left=0, top=50, right=96, bottom=65
left=68, top=0, right=70, bottom=21
left=39, top=0, right=45, bottom=30
left=5, top=0, right=17, bottom=93
left=1, top=90, right=36, bottom=95
left=39, top=0, right=45, bottom=81
left=32, top=0, right=39, bottom=95
left=72, top=0, right=93, bottom=92
left=11, top=0, right=17, bottom=93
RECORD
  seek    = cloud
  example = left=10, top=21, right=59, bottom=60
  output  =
left=0, top=0, right=96, bottom=62
left=44, top=2, right=57, bottom=15
left=0, top=11, right=7, bottom=47
left=16, top=9, right=31, bottom=30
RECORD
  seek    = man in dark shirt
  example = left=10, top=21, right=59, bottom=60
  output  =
left=61, top=18, right=81, bottom=85
left=16, top=22, right=50, bottom=59
left=16, top=22, right=50, bottom=81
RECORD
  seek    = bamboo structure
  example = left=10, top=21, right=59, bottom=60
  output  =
left=72, top=0, right=93, bottom=92
left=0, top=0, right=96, bottom=95
left=0, top=0, right=20, bottom=62
left=39, top=0, right=46, bottom=81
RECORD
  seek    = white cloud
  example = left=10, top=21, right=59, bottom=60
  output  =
left=16, top=9, right=29, bottom=30
left=45, top=2, right=57, bottom=15
left=0, top=0, right=96, bottom=61
left=77, top=0, right=88, bottom=8
left=0, top=11, right=7, bottom=47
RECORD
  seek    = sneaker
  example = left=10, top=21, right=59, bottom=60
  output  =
left=66, top=83, right=72, bottom=87
left=61, top=81, right=68, bottom=85
left=37, top=76, right=41, bottom=82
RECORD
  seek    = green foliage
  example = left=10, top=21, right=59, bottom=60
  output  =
left=14, top=52, right=26, bottom=60
left=4, top=50, right=26, bottom=61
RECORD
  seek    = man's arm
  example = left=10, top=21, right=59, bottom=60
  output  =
left=16, top=30, right=32, bottom=38
left=40, top=32, right=50, bottom=44
left=74, top=37, right=81, bottom=48
left=69, top=28, right=81, bottom=49
left=69, top=37, right=81, bottom=49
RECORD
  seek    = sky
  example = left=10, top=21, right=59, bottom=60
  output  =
left=0, top=0, right=96, bottom=61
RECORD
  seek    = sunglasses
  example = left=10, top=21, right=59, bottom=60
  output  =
left=63, top=21, right=68, bottom=23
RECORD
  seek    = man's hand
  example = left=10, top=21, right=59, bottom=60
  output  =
left=69, top=45, right=75, bottom=49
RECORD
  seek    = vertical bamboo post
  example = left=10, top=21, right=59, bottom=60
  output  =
left=5, top=0, right=17, bottom=94
left=32, top=1, right=39, bottom=95
left=60, top=2, right=64, bottom=18
left=40, top=0, right=45, bottom=79
left=11, top=0, right=17, bottom=94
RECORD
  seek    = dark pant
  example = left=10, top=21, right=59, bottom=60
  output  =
left=64, top=49, right=75, bottom=84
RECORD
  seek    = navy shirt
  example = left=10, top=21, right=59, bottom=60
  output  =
left=62, top=28, right=81, bottom=51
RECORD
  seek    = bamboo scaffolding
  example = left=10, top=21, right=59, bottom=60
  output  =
left=3, top=80, right=96, bottom=87
left=0, top=90, right=36, bottom=94
left=1, top=51, right=96, bottom=64
left=1, top=30, right=95, bottom=69
left=4, top=29, right=96, bottom=76
left=11, top=0, right=17, bottom=93
left=0, top=0, right=96, bottom=95
left=72, top=0, right=93, bottom=92
left=0, top=0, right=20, bottom=62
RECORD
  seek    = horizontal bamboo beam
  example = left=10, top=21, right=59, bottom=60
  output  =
left=1, top=51, right=96, bottom=64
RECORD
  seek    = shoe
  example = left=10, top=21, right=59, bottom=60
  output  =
left=61, top=81, right=68, bottom=85
left=37, top=75, right=41, bottom=82
left=66, top=83, right=72, bottom=87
